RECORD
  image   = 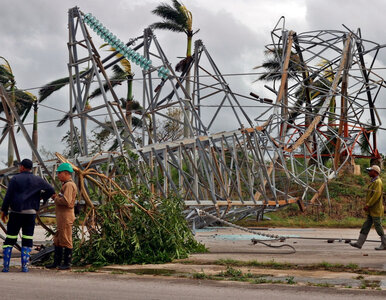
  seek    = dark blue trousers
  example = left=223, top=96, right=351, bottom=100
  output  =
left=3, top=212, right=36, bottom=248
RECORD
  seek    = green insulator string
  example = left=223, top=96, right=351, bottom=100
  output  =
left=83, top=13, right=169, bottom=79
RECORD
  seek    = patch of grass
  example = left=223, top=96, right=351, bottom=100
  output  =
left=210, top=259, right=384, bottom=275
left=73, top=266, right=99, bottom=273
left=360, top=280, right=381, bottom=289
left=215, top=259, right=293, bottom=269
left=191, top=266, right=293, bottom=285
left=110, top=270, right=127, bottom=275
left=218, top=266, right=243, bottom=278
left=236, top=159, right=386, bottom=228
left=285, top=276, right=296, bottom=284
left=251, top=278, right=285, bottom=285
left=192, top=272, right=209, bottom=279
left=308, top=282, right=334, bottom=288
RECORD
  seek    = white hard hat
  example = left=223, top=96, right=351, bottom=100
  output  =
left=366, top=165, right=381, bottom=174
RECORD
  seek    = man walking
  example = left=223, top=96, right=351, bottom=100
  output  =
left=350, top=165, right=386, bottom=250
left=46, top=162, right=77, bottom=270
left=1, top=159, right=55, bottom=272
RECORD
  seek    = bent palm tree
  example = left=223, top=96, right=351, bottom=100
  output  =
left=151, top=0, right=196, bottom=138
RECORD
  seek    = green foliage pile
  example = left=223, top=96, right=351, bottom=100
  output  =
left=72, top=185, right=206, bottom=266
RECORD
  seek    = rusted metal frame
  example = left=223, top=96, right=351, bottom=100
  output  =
left=278, top=31, right=292, bottom=143
left=334, top=35, right=352, bottom=169
left=285, top=35, right=352, bottom=153
left=293, top=33, right=314, bottom=156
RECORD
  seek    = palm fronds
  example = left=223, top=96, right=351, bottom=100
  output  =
left=151, top=0, right=192, bottom=35
left=38, top=76, right=71, bottom=102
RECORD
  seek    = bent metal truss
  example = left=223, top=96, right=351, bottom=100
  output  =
left=0, top=9, right=385, bottom=228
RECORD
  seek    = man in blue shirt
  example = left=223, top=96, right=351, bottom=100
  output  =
left=1, top=159, right=55, bottom=272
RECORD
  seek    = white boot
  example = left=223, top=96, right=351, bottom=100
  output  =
left=374, top=235, right=386, bottom=250
left=350, top=233, right=367, bottom=249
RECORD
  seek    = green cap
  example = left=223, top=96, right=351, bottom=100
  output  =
left=57, top=163, right=74, bottom=173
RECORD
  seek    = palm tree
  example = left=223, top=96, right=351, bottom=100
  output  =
left=151, top=0, right=196, bottom=138
left=38, top=47, right=141, bottom=154
left=254, top=48, right=301, bottom=86
left=0, top=57, right=38, bottom=166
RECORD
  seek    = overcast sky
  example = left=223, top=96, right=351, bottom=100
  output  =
left=1, top=0, right=386, bottom=165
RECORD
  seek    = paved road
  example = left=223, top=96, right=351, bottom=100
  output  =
left=0, top=270, right=385, bottom=300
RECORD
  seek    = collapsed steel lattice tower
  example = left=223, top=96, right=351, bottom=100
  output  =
left=1, top=10, right=385, bottom=228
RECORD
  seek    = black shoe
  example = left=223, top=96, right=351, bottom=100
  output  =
left=45, top=246, right=63, bottom=269
left=58, top=248, right=72, bottom=270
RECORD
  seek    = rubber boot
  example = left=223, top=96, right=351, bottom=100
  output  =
left=349, top=233, right=367, bottom=249
left=375, top=235, right=386, bottom=250
left=2, top=246, right=13, bottom=272
left=45, top=246, right=63, bottom=269
left=21, top=247, right=31, bottom=272
left=58, top=248, right=72, bottom=270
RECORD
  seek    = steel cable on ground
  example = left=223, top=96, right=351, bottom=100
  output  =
left=196, top=209, right=297, bottom=254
